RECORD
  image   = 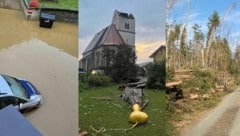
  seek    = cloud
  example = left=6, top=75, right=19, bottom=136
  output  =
left=78, top=36, right=93, bottom=59
left=189, top=12, right=199, bottom=19
left=224, top=11, right=240, bottom=24
left=136, top=40, right=165, bottom=63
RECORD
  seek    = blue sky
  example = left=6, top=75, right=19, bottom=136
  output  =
left=79, top=0, right=166, bottom=63
left=169, top=0, right=240, bottom=51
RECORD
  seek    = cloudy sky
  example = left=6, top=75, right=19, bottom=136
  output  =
left=79, top=0, right=166, bottom=63
left=169, top=0, right=240, bottom=51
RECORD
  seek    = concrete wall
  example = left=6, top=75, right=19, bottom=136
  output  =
left=1, top=0, right=78, bottom=24
left=0, top=0, right=21, bottom=10
left=20, top=0, right=78, bottom=24
left=40, top=8, right=78, bottom=24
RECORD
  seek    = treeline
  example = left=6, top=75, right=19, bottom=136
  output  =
left=167, top=10, right=235, bottom=73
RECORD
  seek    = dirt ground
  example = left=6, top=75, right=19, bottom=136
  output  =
left=0, top=8, right=78, bottom=136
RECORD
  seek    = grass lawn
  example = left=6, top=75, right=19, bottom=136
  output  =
left=79, top=83, right=173, bottom=136
left=26, top=0, right=78, bottom=10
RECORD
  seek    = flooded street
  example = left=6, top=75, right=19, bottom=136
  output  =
left=0, top=8, right=78, bottom=136
left=0, top=8, right=78, bottom=57
left=0, top=39, right=78, bottom=136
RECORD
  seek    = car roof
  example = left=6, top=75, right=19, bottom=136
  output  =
left=0, top=75, right=13, bottom=95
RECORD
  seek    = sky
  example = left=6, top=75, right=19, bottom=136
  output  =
left=78, top=0, right=166, bottom=63
left=169, top=0, right=240, bottom=52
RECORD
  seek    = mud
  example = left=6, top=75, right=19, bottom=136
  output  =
left=0, top=8, right=78, bottom=57
left=0, top=39, right=78, bottom=136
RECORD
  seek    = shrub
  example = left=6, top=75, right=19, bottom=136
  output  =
left=183, top=69, right=216, bottom=94
left=87, top=74, right=112, bottom=87
left=147, top=60, right=166, bottom=89
left=79, top=73, right=87, bottom=83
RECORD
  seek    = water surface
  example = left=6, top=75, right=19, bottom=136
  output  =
left=0, top=8, right=78, bottom=57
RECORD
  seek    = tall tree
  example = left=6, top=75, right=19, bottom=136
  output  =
left=206, top=11, right=220, bottom=67
left=167, top=27, right=176, bottom=69
left=174, top=24, right=181, bottom=68
left=180, top=26, right=187, bottom=67
left=106, top=44, right=137, bottom=83
left=233, top=45, right=240, bottom=74
left=192, top=23, right=205, bottom=67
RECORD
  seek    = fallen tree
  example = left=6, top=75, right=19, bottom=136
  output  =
left=119, top=83, right=149, bottom=125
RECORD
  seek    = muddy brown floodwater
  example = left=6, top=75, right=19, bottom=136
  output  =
left=0, top=39, right=78, bottom=136
left=0, top=8, right=78, bottom=136
left=0, top=8, right=78, bottom=57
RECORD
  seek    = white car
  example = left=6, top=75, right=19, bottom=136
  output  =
left=0, top=74, right=43, bottom=111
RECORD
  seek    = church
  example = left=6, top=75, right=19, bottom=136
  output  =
left=80, top=10, right=136, bottom=73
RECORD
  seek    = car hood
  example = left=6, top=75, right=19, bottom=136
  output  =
left=18, top=79, right=41, bottom=96
left=0, top=75, right=12, bottom=94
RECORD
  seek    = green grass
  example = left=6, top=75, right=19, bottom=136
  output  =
left=27, top=0, right=78, bottom=10
left=79, top=83, right=173, bottom=136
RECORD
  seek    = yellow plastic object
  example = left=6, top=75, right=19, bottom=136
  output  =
left=129, top=104, right=148, bottom=124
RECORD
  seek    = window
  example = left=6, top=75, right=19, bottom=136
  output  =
left=125, top=23, right=129, bottom=29
left=2, top=75, right=30, bottom=99
left=0, top=97, right=21, bottom=109
left=96, top=51, right=101, bottom=67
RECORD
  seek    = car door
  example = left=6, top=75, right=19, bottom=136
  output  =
left=0, top=96, right=20, bottom=109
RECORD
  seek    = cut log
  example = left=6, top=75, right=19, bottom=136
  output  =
left=175, top=69, right=192, bottom=74
left=210, top=88, right=215, bottom=94
left=190, top=94, right=199, bottom=100
left=166, top=81, right=182, bottom=88
left=215, top=85, right=225, bottom=92
left=127, top=81, right=146, bottom=87
left=202, top=94, right=210, bottom=100
left=136, top=83, right=146, bottom=89
left=174, top=75, right=192, bottom=79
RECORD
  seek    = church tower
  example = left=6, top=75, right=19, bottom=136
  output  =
left=112, top=10, right=135, bottom=47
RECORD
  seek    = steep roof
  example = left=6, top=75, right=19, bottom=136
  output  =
left=98, top=24, right=125, bottom=46
left=149, top=45, right=166, bottom=58
left=82, top=28, right=106, bottom=54
left=83, top=24, right=125, bottom=54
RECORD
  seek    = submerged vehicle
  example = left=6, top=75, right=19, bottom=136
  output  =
left=0, top=74, right=43, bottom=111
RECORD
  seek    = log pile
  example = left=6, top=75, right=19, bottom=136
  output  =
left=174, top=69, right=193, bottom=81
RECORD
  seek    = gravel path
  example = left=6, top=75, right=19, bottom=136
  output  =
left=182, top=88, right=240, bottom=136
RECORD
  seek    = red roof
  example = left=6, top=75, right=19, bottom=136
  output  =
left=99, top=24, right=125, bottom=46
left=83, top=24, right=125, bottom=54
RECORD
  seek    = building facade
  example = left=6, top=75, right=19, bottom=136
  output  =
left=80, top=10, right=136, bottom=73
left=149, top=45, right=166, bottom=63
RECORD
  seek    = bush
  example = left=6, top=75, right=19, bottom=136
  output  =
left=183, top=69, right=216, bottom=94
left=79, top=73, right=87, bottom=83
left=147, top=60, right=166, bottom=89
left=87, top=74, right=112, bottom=87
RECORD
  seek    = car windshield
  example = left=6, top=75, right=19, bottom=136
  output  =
left=2, top=75, right=30, bottom=99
